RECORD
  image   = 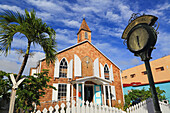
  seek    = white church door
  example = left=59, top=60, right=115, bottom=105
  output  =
left=94, top=85, right=102, bottom=105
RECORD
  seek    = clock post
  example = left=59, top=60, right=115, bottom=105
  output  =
left=122, top=14, right=161, bottom=113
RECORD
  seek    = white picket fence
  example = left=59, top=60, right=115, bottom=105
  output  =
left=34, top=100, right=126, bottom=113
left=126, top=98, right=170, bottom=113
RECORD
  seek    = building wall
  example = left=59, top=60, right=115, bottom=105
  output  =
left=32, top=41, right=124, bottom=108
left=122, top=55, right=170, bottom=84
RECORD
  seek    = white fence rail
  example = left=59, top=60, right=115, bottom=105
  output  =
left=35, top=100, right=126, bottom=113
left=126, top=98, right=170, bottom=113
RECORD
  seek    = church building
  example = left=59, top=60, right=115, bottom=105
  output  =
left=30, top=19, right=124, bottom=108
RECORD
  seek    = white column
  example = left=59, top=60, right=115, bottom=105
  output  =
left=82, top=83, right=84, bottom=103
left=103, top=85, right=106, bottom=105
left=107, top=85, right=111, bottom=107
left=76, top=83, right=79, bottom=102
left=72, top=84, right=73, bottom=102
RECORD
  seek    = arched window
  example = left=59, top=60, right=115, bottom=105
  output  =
left=85, top=32, right=88, bottom=39
left=59, top=58, right=67, bottom=78
left=104, top=64, right=109, bottom=80
left=79, top=34, right=81, bottom=41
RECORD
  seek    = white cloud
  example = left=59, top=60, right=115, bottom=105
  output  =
left=0, top=50, right=45, bottom=75
left=26, top=0, right=65, bottom=13
left=156, top=31, right=170, bottom=54
left=106, top=11, right=122, bottom=22
left=60, top=20, right=81, bottom=28
left=0, top=50, right=22, bottom=63
left=95, top=42, right=119, bottom=54
left=118, top=58, right=141, bottom=70
left=56, top=34, right=77, bottom=45
left=0, top=59, right=20, bottom=74
left=11, top=37, right=28, bottom=49
left=36, top=12, right=53, bottom=21
left=55, top=29, right=77, bottom=44
left=97, top=26, right=124, bottom=38
left=144, top=2, right=170, bottom=23
left=118, top=3, right=133, bottom=21
left=0, top=4, right=24, bottom=13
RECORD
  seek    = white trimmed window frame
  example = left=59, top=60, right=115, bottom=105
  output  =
left=58, top=83, right=67, bottom=101
left=59, top=58, right=68, bottom=78
left=104, top=64, right=109, bottom=80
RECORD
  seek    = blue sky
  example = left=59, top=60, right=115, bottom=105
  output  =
left=0, top=0, right=170, bottom=75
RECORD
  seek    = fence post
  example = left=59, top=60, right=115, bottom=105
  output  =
left=66, top=102, right=70, bottom=113
left=72, top=100, right=76, bottom=113
left=42, top=108, right=47, bottom=113
left=112, top=107, right=115, bottom=113
left=98, top=104, right=101, bottom=113
left=85, top=101, right=89, bottom=113
left=105, top=105, right=108, bottom=113
left=49, top=106, right=53, bottom=113
left=61, top=103, right=65, bottom=113
left=108, top=106, right=111, bottom=113
left=54, top=104, right=59, bottom=113
left=94, top=103, right=97, bottom=113
left=101, top=106, right=104, bottom=113
left=90, top=102, right=94, bottom=113
left=81, top=101, right=85, bottom=113
left=76, top=100, right=81, bottom=113
left=129, top=107, right=132, bottom=113
left=126, top=108, right=129, bottom=113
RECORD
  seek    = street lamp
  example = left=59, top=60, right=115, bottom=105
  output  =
left=122, top=13, right=161, bottom=113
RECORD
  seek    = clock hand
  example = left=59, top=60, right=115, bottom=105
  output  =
left=136, top=36, right=141, bottom=48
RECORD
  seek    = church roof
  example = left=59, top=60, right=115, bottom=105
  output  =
left=39, top=41, right=120, bottom=70
left=77, top=18, right=91, bottom=34
left=57, top=41, right=120, bottom=70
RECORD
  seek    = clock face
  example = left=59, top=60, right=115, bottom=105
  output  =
left=128, top=27, right=149, bottom=52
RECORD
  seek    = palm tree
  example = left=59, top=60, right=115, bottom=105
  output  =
left=0, top=9, right=56, bottom=113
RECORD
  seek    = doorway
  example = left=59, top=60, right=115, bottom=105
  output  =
left=85, top=85, right=93, bottom=103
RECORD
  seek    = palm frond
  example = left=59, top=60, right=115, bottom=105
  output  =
left=0, top=24, right=23, bottom=56
left=0, top=10, right=25, bottom=25
left=39, top=38, right=56, bottom=65
left=0, top=9, right=57, bottom=64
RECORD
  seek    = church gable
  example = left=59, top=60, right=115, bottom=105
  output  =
left=53, top=41, right=118, bottom=81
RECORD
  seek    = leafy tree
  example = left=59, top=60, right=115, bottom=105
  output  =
left=124, top=87, right=166, bottom=110
left=0, top=70, right=56, bottom=113
left=0, top=9, right=56, bottom=112
left=0, top=70, right=12, bottom=108
left=15, top=69, right=56, bottom=113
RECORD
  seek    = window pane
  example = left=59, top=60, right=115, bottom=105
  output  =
left=79, top=34, right=81, bottom=41
left=58, top=84, right=67, bottom=100
left=104, top=65, right=109, bottom=80
left=85, top=32, right=88, bottom=39
left=59, top=58, right=68, bottom=78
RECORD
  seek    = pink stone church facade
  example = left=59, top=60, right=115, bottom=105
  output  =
left=30, top=19, right=124, bottom=109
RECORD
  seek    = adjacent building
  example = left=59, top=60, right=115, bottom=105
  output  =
left=122, top=55, right=170, bottom=103
left=30, top=19, right=124, bottom=109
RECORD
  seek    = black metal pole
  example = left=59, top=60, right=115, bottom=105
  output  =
left=144, top=60, right=162, bottom=113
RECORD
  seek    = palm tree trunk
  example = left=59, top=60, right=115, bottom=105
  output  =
left=8, top=41, right=31, bottom=113
left=16, top=41, right=31, bottom=81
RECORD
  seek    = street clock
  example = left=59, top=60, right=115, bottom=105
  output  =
left=122, top=14, right=158, bottom=60
left=127, top=23, right=157, bottom=53
left=121, top=14, right=162, bottom=113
